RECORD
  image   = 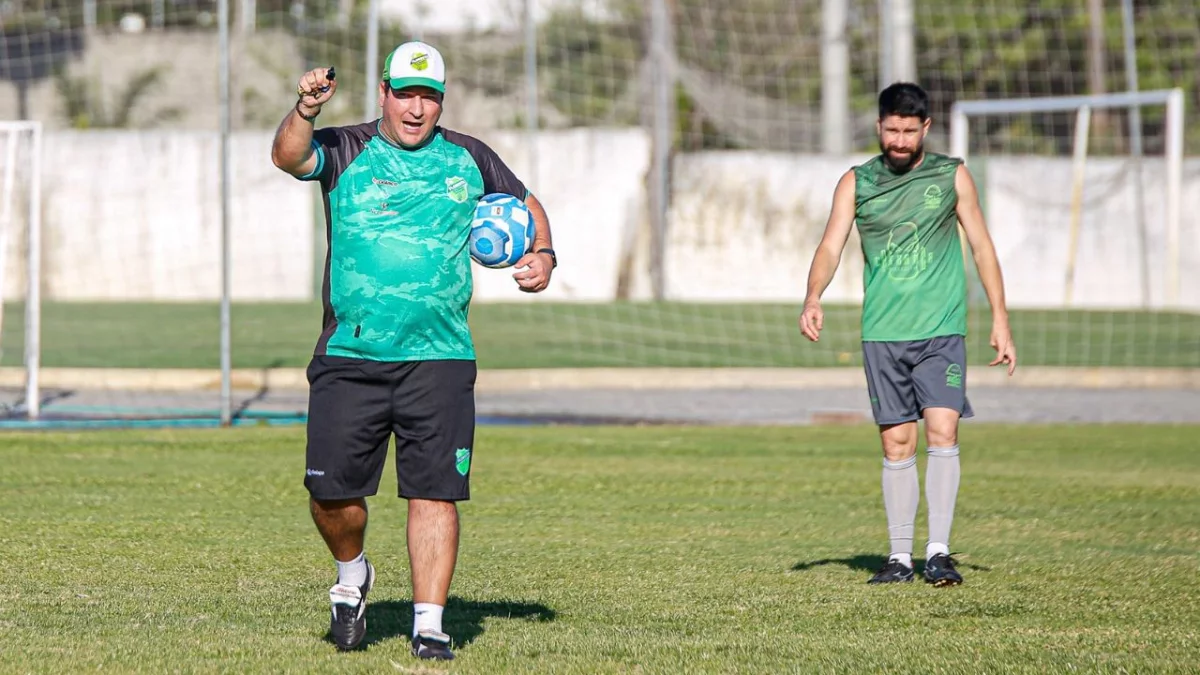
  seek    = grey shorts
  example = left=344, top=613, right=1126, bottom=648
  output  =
left=861, top=335, right=974, bottom=426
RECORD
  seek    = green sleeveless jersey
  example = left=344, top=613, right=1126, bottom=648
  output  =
left=299, top=123, right=527, bottom=361
left=852, top=152, right=967, bottom=341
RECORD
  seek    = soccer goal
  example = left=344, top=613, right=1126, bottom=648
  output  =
left=0, top=121, right=43, bottom=421
left=946, top=89, right=1194, bottom=369
left=949, top=89, right=1185, bottom=310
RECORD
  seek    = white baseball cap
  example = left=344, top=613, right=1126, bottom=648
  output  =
left=382, top=41, right=446, bottom=93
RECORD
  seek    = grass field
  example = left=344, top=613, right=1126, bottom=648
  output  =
left=2, top=301, right=1198, bottom=369
left=5, top=424, right=1199, bottom=673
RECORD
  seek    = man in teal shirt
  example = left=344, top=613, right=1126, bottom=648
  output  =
left=271, top=40, right=556, bottom=660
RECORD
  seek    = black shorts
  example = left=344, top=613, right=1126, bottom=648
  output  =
left=304, top=356, right=477, bottom=502
left=861, top=335, right=975, bottom=426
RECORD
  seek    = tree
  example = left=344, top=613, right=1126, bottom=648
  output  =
left=54, top=65, right=182, bottom=129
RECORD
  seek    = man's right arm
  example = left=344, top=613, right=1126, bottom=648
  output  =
left=271, top=68, right=337, bottom=178
left=799, top=170, right=857, bottom=342
left=271, top=108, right=321, bottom=178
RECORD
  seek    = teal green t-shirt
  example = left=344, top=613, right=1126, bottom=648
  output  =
left=300, top=123, right=527, bottom=361
left=852, top=152, right=967, bottom=342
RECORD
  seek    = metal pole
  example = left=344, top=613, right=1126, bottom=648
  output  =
left=218, top=0, right=233, bottom=426
left=83, top=0, right=97, bottom=30
left=892, top=0, right=915, bottom=82
left=241, top=0, right=257, bottom=34
left=1064, top=106, right=1092, bottom=307
left=1120, top=0, right=1149, bottom=307
left=25, top=123, right=42, bottom=420
left=821, top=0, right=850, bottom=154
left=0, top=132, right=17, bottom=360
left=950, top=106, right=972, bottom=275
left=1164, top=88, right=1183, bottom=308
left=524, top=0, right=538, bottom=189
left=648, top=0, right=674, bottom=301
left=365, top=0, right=380, bottom=122
left=877, top=0, right=892, bottom=88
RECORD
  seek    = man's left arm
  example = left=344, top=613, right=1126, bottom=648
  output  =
left=955, top=164, right=1017, bottom=375
left=447, top=128, right=554, bottom=293
left=512, top=192, right=554, bottom=293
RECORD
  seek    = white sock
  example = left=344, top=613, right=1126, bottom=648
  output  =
left=335, top=552, right=368, bottom=587
left=413, top=603, right=444, bottom=637
left=889, top=553, right=913, bottom=568
left=927, top=542, right=950, bottom=560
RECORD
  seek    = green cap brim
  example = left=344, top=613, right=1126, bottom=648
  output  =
left=387, top=76, right=445, bottom=93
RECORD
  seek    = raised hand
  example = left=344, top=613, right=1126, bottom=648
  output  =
left=296, top=66, right=336, bottom=117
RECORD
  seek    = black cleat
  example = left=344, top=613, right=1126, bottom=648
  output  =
left=868, top=558, right=915, bottom=584
left=923, top=553, right=963, bottom=587
left=329, top=560, right=375, bottom=651
left=411, top=630, right=455, bottom=661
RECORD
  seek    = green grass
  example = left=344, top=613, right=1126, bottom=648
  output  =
left=4, top=424, right=1200, bottom=673
left=2, top=301, right=1198, bottom=369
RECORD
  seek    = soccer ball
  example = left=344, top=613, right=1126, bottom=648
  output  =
left=469, top=193, right=535, bottom=269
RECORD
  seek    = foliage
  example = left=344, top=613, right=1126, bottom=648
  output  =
left=54, top=64, right=182, bottom=129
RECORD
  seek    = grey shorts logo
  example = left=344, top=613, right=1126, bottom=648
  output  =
left=945, top=363, right=963, bottom=389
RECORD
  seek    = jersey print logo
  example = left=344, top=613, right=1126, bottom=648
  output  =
left=446, top=176, right=468, bottom=203
left=873, top=222, right=932, bottom=281
left=923, top=184, right=944, bottom=210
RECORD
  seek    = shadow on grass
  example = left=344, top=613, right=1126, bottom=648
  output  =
left=325, top=596, right=557, bottom=651
left=791, top=553, right=992, bottom=575
left=791, top=554, right=888, bottom=573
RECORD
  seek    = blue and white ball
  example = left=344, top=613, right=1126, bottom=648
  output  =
left=469, top=193, right=534, bottom=269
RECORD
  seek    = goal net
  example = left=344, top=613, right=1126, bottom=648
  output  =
left=0, top=0, right=1196, bottom=425
left=950, top=90, right=1197, bottom=368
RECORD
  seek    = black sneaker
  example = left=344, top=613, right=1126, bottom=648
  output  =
left=923, top=553, right=963, bottom=587
left=411, top=630, right=455, bottom=661
left=868, top=557, right=915, bottom=584
left=328, top=560, right=375, bottom=651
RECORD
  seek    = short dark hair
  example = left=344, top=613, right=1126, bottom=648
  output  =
left=878, top=82, right=929, bottom=121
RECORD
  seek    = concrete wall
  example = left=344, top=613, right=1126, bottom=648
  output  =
left=2, top=127, right=1197, bottom=310
left=2, top=130, right=313, bottom=300
left=665, top=152, right=1200, bottom=310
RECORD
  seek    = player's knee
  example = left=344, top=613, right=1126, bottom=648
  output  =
left=882, top=444, right=917, bottom=462
left=880, top=425, right=918, bottom=461
left=926, top=427, right=958, bottom=448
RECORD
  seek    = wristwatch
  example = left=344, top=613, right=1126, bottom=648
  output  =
left=536, top=248, right=557, bottom=269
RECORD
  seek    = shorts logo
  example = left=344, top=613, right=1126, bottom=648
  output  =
left=923, top=184, right=943, bottom=210
left=306, top=468, right=325, bottom=477
left=446, top=176, right=468, bottom=203
left=455, top=448, right=471, bottom=476
left=945, top=363, right=963, bottom=389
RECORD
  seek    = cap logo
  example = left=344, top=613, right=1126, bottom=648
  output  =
left=410, top=52, right=429, bottom=71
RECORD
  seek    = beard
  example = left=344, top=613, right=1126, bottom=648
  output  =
left=880, top=140, right=924, bottom=173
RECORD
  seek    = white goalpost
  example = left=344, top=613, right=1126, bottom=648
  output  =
left=0, top=121, right=42, bottom=421
left=949, top=88, right=1185, bottom=309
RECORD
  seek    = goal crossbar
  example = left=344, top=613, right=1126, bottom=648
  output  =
left=949, top=88, right=1185, bottom=308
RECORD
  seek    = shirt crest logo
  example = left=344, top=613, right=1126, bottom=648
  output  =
left=446, top=177, right=468, bottom=203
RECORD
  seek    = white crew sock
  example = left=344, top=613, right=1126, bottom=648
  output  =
left=335, top=552, right=368, bottom=587
left=413, top=603, right=444, bottom=637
